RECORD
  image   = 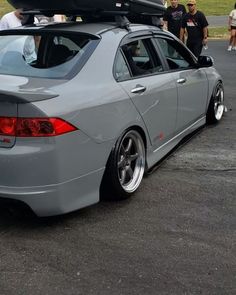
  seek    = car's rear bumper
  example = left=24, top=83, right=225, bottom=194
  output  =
left=0, top=167, right=104, bottom=216
left=0, top=131, right=111, bottom=216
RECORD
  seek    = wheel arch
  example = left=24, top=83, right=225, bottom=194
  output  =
left=104, top=124, right=148, bottom=169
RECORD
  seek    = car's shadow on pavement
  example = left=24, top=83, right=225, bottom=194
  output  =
left=0, top=196, right=133, bottom=230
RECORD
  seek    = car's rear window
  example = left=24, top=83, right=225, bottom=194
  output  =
left=0, top=33, right=100, bottom=79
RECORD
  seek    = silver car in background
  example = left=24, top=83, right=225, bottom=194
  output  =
left=0, top=21, right=224, bottom=216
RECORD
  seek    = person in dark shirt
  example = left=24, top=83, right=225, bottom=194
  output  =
left=180, top=0, right=208, bottom=57
left=163, top=0, right=186, bottom=38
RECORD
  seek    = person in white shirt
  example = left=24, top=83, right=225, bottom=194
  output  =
left=227, top=2, right=236, bottom=51
left=0, top=9, right=41, bottom=64
left=0, top=9, right=23, bottom=30
left=23, top=35, right=41, bottom=64
left=0, top=9, right=41, bottom=29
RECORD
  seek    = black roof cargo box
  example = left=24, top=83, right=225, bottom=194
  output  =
left=7, top=0, right=166, bottom=16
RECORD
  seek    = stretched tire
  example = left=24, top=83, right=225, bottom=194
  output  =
left=102, top=129, right=146, bottom=200
left=206, top=82, right=224, bottom=124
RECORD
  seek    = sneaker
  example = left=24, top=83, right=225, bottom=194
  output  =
left=232, top=46, right=236, bottom=50
left=227, top=46, right=232, bottom=51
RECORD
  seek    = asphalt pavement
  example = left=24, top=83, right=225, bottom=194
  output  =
left=0, top=40, right=235, bottom=295
left=207, top=15, right=228, bottom=27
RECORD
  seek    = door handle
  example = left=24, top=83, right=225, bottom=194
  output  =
left=177, top=78, right=186, bottom=84
left=131, top=85, right=147, bottom=94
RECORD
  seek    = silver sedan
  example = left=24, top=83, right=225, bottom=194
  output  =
left=0, top=21, right=224, bottom=216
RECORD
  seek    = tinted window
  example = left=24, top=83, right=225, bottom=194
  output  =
left=121, top=38, right=163, bottom=78
left=0, top=34, right=99, bottom=79
left=114, top=50, right=131, bottom=81
left=156, top=37, right=196, bottom=70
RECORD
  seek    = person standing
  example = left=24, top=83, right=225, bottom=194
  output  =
left=0, top=9, right=39, bottom=28
left=0, top=9, right=23, bottom=29
left=163, top=0, right=186, bottom=38
left=227, top=2, right=236, bottom=51
left=179, top=0, right=208, bottom=57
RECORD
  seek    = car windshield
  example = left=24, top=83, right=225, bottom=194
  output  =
left=0, top=33, right=99, bottom=79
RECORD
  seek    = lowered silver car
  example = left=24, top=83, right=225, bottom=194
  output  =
left=0, top=5, right=224, bottom=216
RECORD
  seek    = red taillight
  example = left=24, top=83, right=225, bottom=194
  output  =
left=0, top=117, right=17, bottom=136
left=0, top=117, right=77, bottom=137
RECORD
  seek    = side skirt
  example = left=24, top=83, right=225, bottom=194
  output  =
left=146, top=116, right=206, bottom=170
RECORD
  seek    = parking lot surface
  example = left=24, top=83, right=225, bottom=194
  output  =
left=0, top=40, right=235, bottom=295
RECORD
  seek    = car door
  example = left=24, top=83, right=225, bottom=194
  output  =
left=114, top=35, right=178, bottom=150
left=154, top=36, right=208, bottom=133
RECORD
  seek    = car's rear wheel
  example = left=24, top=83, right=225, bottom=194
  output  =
left=102, top=129, right=145, bottom=200
left=206, top=82, right=224, bottom=124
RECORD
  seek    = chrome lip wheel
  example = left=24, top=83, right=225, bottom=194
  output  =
left=214, top=85, right=224, bottom=121
left=117, top=130, right=145, bottom=193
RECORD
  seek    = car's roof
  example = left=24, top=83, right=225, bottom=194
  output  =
left=37, top=22, right=118, bottom=35
left=2, top=21, right=162, bottom=36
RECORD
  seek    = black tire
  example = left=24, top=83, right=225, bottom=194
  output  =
left=206, top=82, right=224, bottom=124
left=101, top=129, right=145, bottom=200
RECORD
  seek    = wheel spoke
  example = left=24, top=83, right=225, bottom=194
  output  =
left=119, top=168, right=126, bottom=185
left=118, top=155, right=125, bottom=168
left=126, top=166, right=134, bottom=180
left=125, top=138, right=133, bottom=153
left=215, top=89, right=220, bottom=99
left=129, top=152, right=138, bottom=163
left=219, top=90, right=224, bottom=102
left=120, top=144, right=125, bottom=155
left=216, top=88, right=223, bottom=104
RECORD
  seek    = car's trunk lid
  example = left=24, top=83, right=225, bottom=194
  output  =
left=0, top=75, right=62, bottom=148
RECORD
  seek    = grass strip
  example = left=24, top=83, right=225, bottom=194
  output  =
left=209, top=27, right=229, bottom=39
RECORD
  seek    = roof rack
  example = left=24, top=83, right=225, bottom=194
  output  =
left=9, top=0, right=166, bottom=28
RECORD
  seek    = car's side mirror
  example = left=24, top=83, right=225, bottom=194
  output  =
left=197, top=55, right=214, bottom=68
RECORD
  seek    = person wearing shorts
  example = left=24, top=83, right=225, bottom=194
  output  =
left=227, top=3, right=236, bottom=51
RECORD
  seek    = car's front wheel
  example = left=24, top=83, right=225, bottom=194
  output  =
left=206, top=82, right=224, bottom=124
left=102, top=129, right=146, bottom=200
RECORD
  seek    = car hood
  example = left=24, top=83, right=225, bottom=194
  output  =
left=0, top=74, right=64, bottom=103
